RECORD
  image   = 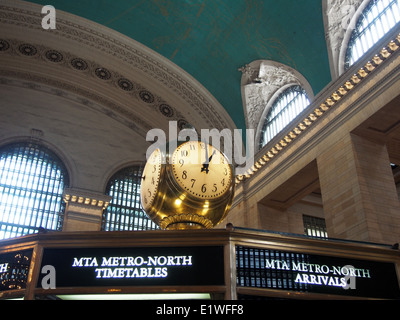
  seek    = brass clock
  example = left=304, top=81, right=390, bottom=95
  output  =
left=140, top=140, right=235, bottom=230
left=141, top=147, right=162, bottom=212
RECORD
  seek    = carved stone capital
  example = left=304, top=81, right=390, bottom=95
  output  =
left=62, top=188, right=112, bottom=231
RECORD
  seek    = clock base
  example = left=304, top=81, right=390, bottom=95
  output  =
left=166, top=222, right=205, bottom=230
left=159, top=213, right=214, bottom=230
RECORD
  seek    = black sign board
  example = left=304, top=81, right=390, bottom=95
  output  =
left=236, top=246, right=400, bottom=299
left=37, top=246, right=224, bottom=288
left=0, top=249, right=32, bottom=291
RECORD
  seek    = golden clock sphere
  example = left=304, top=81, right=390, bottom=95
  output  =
left=140, top=140, right=235, bottom=230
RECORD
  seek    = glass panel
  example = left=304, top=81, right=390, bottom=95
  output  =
left=303, top=215, right=328, bottom=239
left=260, top=85, right=310, bottom=147
left=0, top=142, right=68, bottom=239
left=102, top=166, right=159, bottom=231
left=345, top=0, right=400, bottom=69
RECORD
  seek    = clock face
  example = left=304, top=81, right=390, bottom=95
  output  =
left=171, top=141, right=232, bottom=199
left=140, top=148, right=162, bottom=211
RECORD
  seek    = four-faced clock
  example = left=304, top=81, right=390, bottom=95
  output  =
left=140, top=141, right=235, bottom=230
left=140, top=148, right=162, bottom=212
left=170, top=141, right=232, bottom=200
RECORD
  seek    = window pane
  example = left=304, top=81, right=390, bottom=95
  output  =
left=345, top=0, right=400, bottom=69
left=260, top=85, right=310, bottom=147
left=102, top=166, right=159, bottom=231
left=0, top=142, right=68, bottom=239
left=303, top=215, right=328, bottom=239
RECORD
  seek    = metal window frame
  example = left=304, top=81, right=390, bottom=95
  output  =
left=303, top=214, right=328, bottom=239
left=0, top=142, right=68, bottom=239
left=102, top=166, right=159, bottom=231
left=260, top=85, right=310, bottom=147
left=345, top=0, right=400, bottom=69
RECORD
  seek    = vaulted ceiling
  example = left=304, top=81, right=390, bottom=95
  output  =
left=0, top=0, right=333, bottom=191
left=28, top=0, right=332, bottom=131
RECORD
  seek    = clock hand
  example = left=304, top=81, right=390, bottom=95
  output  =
left=201, top=150, right=216, bottom=174
left=201, top=141, right=209, bottom=173
left=208, top=150, right=216, bottom=162
left=204, top=141, right=209, bottom=165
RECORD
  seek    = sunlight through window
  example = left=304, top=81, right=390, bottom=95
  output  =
left=260, top=85, right=310, bottom=147
left=0, top=142, right=68, bottom=239
left=345, top=0, right=400, bottom=69
left=102, top=166, right=159, bottom=231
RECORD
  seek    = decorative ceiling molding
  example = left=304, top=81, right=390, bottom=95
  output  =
left=0, top=0, right=236, bottom=133
left=0, top=38, right=193, bottom=136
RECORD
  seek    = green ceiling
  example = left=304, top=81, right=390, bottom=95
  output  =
left=29, top=0, right=331, bottom=131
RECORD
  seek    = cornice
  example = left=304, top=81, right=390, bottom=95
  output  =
left=235, top=30, right=400, bottom=187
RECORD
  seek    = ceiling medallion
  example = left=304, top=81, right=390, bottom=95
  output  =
left=95, top=67, right=111, bottom=80
left=159, top=104, right=174, bottom=117
left=70, top=58, right=88, bottom=71
left=139, top=90, right=154, bottom=103
left=45, top=50, right=63, bottom=63
left=0, top=40, right=10, bottom=51
left=18, top=44, right=37, bottom=56
left=1, top=38, right=190, bottom=133
left=117, top=78, right=133, bottom=91
left=177, top=119, right=189, bottom=130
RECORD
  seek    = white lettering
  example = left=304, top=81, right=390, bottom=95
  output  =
left=0, top=263, right=8, bottom=273
left=266, top=259, right=371, bottom=290
left=127, top=257, right=134, bottom=266
left=148, top=256, right=158, bottom=266
left=157, top=256, right=167, bottom=266
left=167, top=256, right=176, bottom=265
left=294, top=273, right=345, bottom=287
left=72, top=257, right=98, bottom=267
left=135, top=256, right=144, bottom=266
left=321, top=265, right=330, bottom=274
left=361, top=268, right=371, bottom=278
left=265, top=259, right=275, bottom=269
left=157, top=304, right=191, bottom=318
left=94, top=267, right=168, bottom=279
left=101, top=257, right=113, bottom=267
left=182, top=256, right=192, bottom=266
left=265, top=259, right=290, bottom=270
left=72, top=254, right=193, bottom=280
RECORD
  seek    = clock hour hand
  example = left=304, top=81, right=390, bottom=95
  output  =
left=201, top=150, right=216, bottom=174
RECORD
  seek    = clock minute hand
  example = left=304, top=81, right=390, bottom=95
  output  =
left=204, top=142, right=209, bottom=164
left=208, top=150, right=216, bottom=162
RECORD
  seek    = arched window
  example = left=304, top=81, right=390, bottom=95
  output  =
left=260, top=85, right=310, bottom=147
left=345, top=0, right=400, bottom=69
left=102, top=166, right=159, bottom=231
left=0, top=142, right=69, bottom=239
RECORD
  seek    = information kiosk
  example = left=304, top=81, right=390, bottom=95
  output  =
left=0, top=225, right=399, bottom=300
